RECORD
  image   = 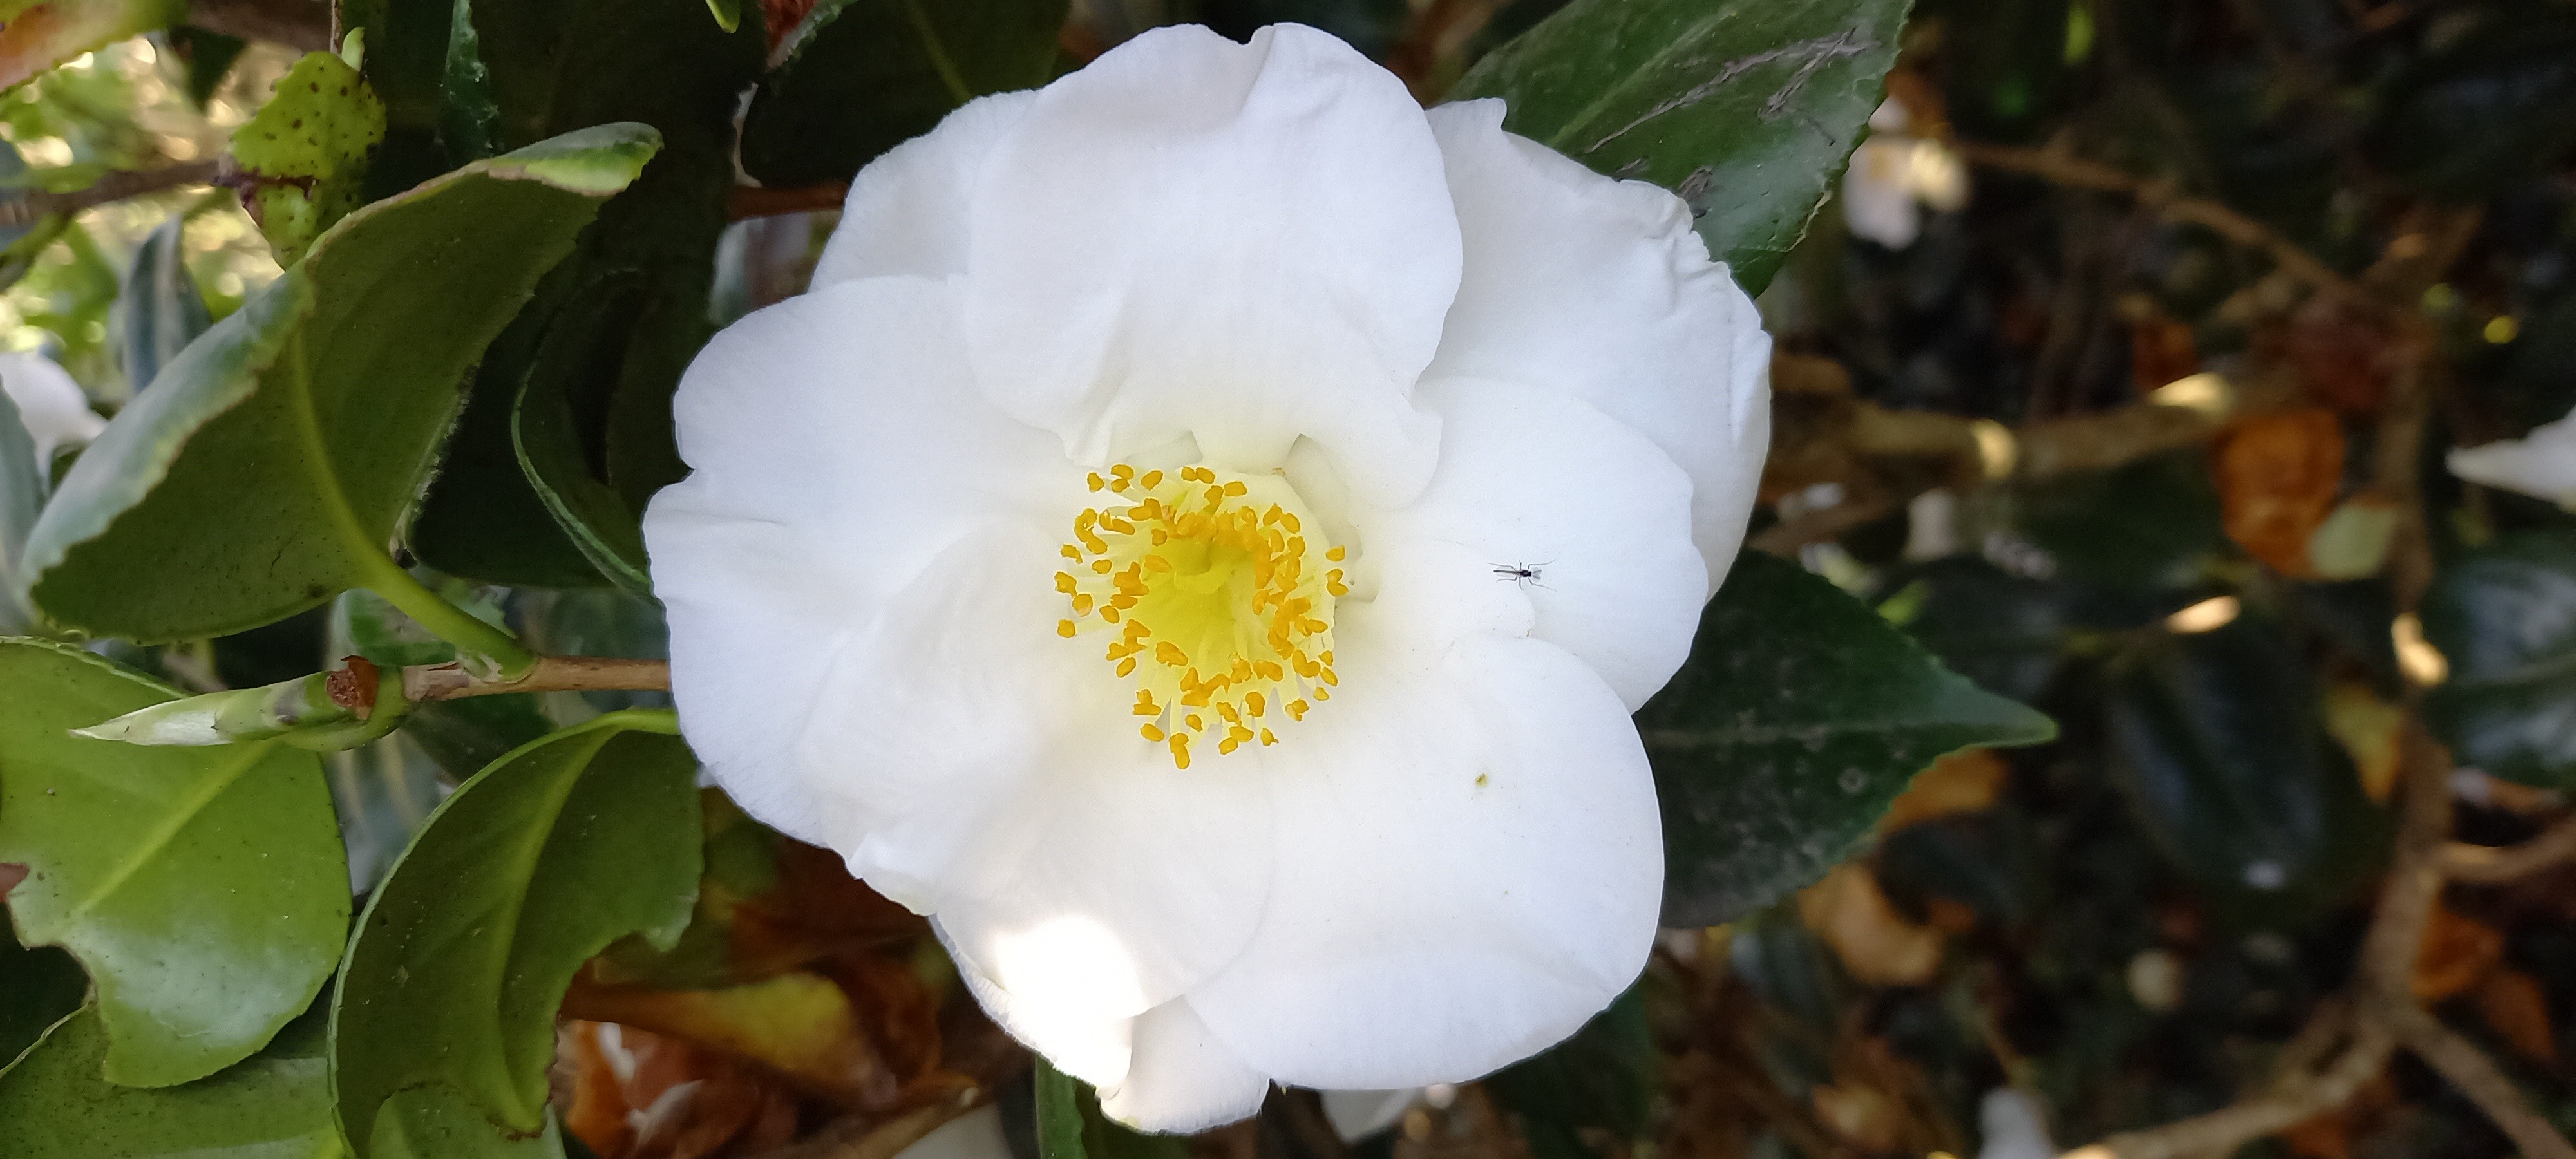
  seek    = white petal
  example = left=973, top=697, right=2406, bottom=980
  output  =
left=1193, top=581, right=1660, bottom=1089
left=813, top=91, right=1039, bottom=287
left=1976, top=1089, right=2058, bottom=1159
left=943, top=920, right=1135, bottom=1088
left=961, top=24, right=1460, bottom=505
left=802, top=524, right=1274, bottom=1028
left=1372, top=378, right=1705, bottom=708
left=643, top=276, right=1075, bottom=845
left=1841, top=138, right=1924, bottom=249
left=1423, top=100, right=1770, bottom=591
left=1100, top=998, right=1273, bottom=1134
left=2449, top=410, right=2576, bottom=507
left=0, top=352, right=102, bottom=462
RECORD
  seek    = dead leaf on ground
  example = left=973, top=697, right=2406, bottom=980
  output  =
left=2475, top=966, right=2560, bottom=1064
left=1799, top=863, right=1946, bottom=987
left=2412, top=903, right=2506, bottom=1002
left=1879, top=748, right=2008, bottom=833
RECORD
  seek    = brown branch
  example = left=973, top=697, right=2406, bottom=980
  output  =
left=401, top=655, right=670, bottom=703
left=2440, top=815, right=2576, bottom=883
left=731, top=182, right=849, bottom=220
left=1954, top=140, right=2375, bottom=310
left=0, top=160, right=224, bottom=232
left=185, top=0, right=332, bottom=50
left=2384, top=1004, right=2576, bottom=1159
left=2065, top=1019, right=2392, bottom=1159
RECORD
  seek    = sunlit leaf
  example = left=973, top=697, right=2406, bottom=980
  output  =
left=19, top=124, right=659, bottom=643
left=0, top=639, right=345, bottom=1087
left=0, top=1005, right=337, bottom=1158
left=1640, top=551, right=2055, bottom=927
left=113, top=212, right=211, bottom=396
left=331, top=710, right=700, bottom=1158
left=1449, top=0, right=1909, bottom=292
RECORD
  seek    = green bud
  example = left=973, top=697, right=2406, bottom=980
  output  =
left=73, top=657, right=412, bottom=752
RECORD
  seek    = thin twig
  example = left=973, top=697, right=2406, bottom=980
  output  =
left=2440, top=816, right=2576, bottom=883
left=0, top=160, right=225, bottom=231
left=731, top=182, right=849, bottom=220
left=2064, top=1020, right=2392, bottom=1159
left=2384, top=1004, right=2576, bottom=1159
left=401, top=655, right=670, bottom=703
left=1954, top=140, right=2374, bottom=309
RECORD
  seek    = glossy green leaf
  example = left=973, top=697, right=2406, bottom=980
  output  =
left=703, top=0, right=739, bottom=32
left=229, top=50, right=388, bottom=265
left=2424, top=532, right=2576, bottom=787
left=1034, top=1058, right=1186, bottom=1159
left=2105, top=619, right=2384, bottom=906
left=0, top=1005, right=337, bottom=1159
left=1448, top=0, right=1909, bottom=292
left=1638, top=551, right=2056, bottom=927
left=512, top=274, right=654, bottom=594
left=114, top=212, right=212, bottom=395
left=331, top=710, right=699, bottom=1158
left=0, top=639, right=345, bottom=1087
left=2367, top=2, right=2576, bottom=200
left=739, top=0, right=1067, bottom=187
left=19, top=124, right=660, bottom=643
left=406, top=0, right=760, bottom=589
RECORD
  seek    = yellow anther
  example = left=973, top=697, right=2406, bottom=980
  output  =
left=1057, top=619, right=1077, bottom=638
left=1314, top=688, right=1330, bottom=701
left=1326, top=545, right=1345, bottom=561
left=1055, top=460, right=1340, bottom=768
left=1141, top=723, right=1166, bottom=742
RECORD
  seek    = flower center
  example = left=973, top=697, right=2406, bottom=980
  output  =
left=1056, top=463, right=1345, bottom=769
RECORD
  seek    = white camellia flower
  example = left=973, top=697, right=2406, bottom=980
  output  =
left=644, top=23, right=1770, bottom=1133
left=2450, top=406, right=2576, bottom=507
left=0, top=350, right=105, bottom=463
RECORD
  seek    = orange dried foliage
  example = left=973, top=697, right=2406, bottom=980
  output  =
left=2412, top=903, right=2506, bottom=1002
left=2213, top=408, right=2345, bottom=578
left=564, top=970, right=907, bottom=1109
left=2280, top=1073, right=2395, bottom=1159
left=562, top=1021, right=804, bottom=1159
left=2476, top=967, right=2560, bottom=1064
left=1879, top=748, right=2008, bottom=833
left=1799, top=863, right=1946, bottom=987
left=759, top=0, right=821, bottom=52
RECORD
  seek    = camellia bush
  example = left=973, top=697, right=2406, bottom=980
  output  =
left=10, top=1, right=2576, bottom=1158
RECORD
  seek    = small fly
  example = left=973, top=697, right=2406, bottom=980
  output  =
left=1493, top=561, right=1551, bottom=589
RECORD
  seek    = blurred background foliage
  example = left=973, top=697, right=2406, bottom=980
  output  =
left=7, top=0, right=2576, bottom=1158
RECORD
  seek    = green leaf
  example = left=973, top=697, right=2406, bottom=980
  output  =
left=115, top=213, right=213, bottom=395
left=1638, top=551, right=2056, bottom=927
left=2105, top=619, right=2385, bottom=909
left=229, top=50, right=389, bottom=265
left=19, top=124, right=660, bottom=644
left=1448, top=0, right=1909, bottom=293
left=331, top=710, right=700, bottom=1158
left=1034, top=1058, right=1188, bottom=1158
left=511, top=274, right=655, bottom=594
left=1485, top=985, right=1654, bottom=1147
left=0, top=1005, right=338, bottom=1159
left=0, top=639, right=346, bottom=1087
left=739, top=0, right=1068, bottom=187
left=2425, top=532, right=2576, bottom=787
left=703, top=0, right=740, bottom=32
left=406, top=0, right=761, bottom=589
